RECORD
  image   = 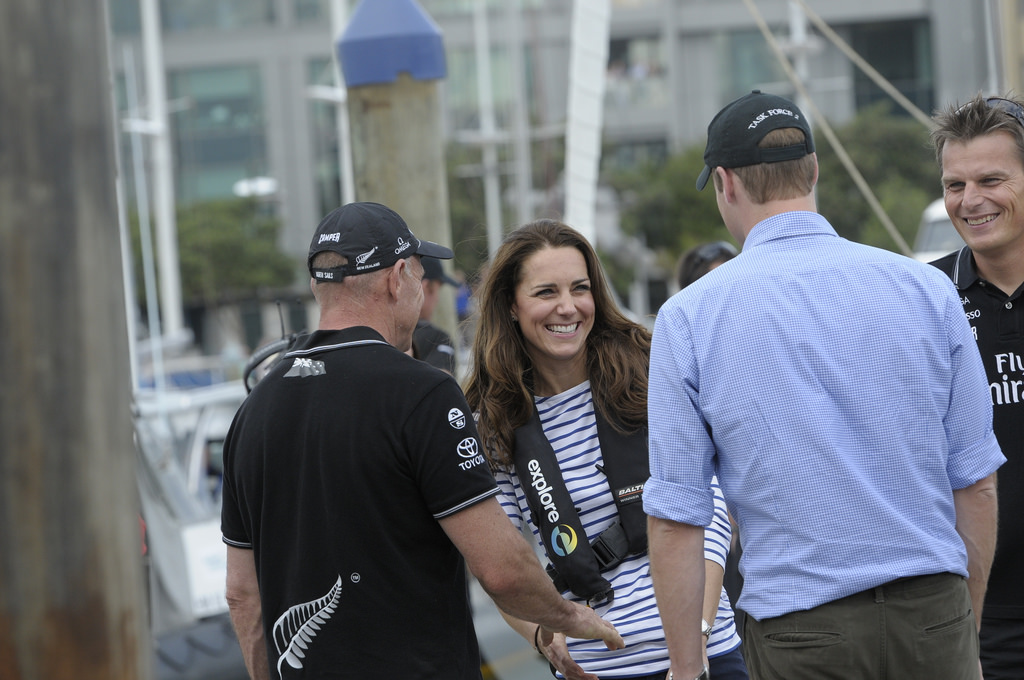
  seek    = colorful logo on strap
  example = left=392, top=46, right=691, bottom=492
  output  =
left=551, top=525, right=578, bottom=557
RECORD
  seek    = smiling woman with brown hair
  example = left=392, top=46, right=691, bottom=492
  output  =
left=464, top=219, right=746, bottom=680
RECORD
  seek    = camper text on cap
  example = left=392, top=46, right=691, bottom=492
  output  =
left=307, top=202, right=453, bottom=282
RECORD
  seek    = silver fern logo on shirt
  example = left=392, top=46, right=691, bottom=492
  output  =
left=273, top=576, right=342, bottom=676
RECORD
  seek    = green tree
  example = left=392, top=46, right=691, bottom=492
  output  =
left=815, top=101, right=940, bottom=251
left=611, top=102, right=943, bottom=273
left=609, top=143, right=732, bottom=264
left=130, top=197, right=297, bottom=308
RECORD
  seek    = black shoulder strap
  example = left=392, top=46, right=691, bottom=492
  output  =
left=593, top=415, right=649, bottom=557
left=513, top=409, right=614, bottom=606
left=512, top=407, right=650, bottom=606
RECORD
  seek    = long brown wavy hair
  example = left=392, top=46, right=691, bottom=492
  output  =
left=462, top=219, right=651, bottom=470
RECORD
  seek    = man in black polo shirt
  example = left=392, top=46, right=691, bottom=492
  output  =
left=221, top=202, right=621, bottom=680
left=413, top=256, right=459, bottom=375
left=931, top=95, right=1024, bottom=679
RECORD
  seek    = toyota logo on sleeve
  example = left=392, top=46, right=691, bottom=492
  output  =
left=456, top=437, right=485, bottom=470
left=456, top=437, right=478, bottom=458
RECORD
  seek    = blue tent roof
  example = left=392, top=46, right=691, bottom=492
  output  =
left=337, top=0, right=446, bottom=88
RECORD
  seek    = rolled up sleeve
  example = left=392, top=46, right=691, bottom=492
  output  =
left=943, top=293, right=1006, bottom=488
left=644, top=305, right=716, bottom=528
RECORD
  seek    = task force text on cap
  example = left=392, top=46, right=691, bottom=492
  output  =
left=308, top=202, right=453, bottom=282
left=696, top=90, right=815, bottom=191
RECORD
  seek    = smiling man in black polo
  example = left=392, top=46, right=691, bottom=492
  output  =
left=932, top=95, right=1024, bottom=680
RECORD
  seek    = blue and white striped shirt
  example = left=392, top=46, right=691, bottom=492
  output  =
left=644, top=211, right=1005, bottom=621
left=494, top=381, right=741, bottom=678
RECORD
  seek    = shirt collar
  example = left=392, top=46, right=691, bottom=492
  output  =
left=307, top=326, right=389, bottom=347
left=744, top=211, right=840, bottom=250
left=948, top=246, right=979, bottom=290
left=951, top=247, right=1024, bottom=299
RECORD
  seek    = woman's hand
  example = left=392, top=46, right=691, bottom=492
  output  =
left=537, top=630, right=599, bottom=680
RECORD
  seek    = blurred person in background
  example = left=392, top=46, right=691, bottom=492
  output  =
left=931, top=93, right=1024, bottom=679
left=464, top=219, right=747, bottom=680
left=675, top=240, right=738, bottom=291
left=414, top=256, right=459, bottom=375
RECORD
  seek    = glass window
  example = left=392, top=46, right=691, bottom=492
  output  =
left=294, top=0, right=326, bottom=22
left=169, top=66, right=267, bottom=203
left=606, top=36, right=668, bottom=113
left=293, top=0, right=359, bottom=24
left=108, top=0, right=141, bottom=35
left=602, top=138, right=668, bottom=175
left=419, top=0, right=547, bottom=16
left=420, top=0, right=475, bottom=13
left=445, top=46, right=518, bottom=132
left=307, top=58, right=343, bottom=217
left=719, top=29, right=787, bottom=101
left=161, top=0, right=274, bottom=33
left=850, top=20, right=933, bottom=115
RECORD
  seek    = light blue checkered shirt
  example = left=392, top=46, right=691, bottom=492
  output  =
left=644, top=211, right=1005, bottom=620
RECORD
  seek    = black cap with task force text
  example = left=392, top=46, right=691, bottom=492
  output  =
left=696, top=90, right=815, bottom=191
left=308, top=201, right=453, bottom=282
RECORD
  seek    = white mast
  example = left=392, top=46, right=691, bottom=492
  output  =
left=506, top=0, right=533, bottom=226
left=473, top=0, right=504, bottom=255
left=330, top=0, right=356, bottom=205
left=140, top=0, right=184, bottom=336
left=563, top=0, right=611, bottom=245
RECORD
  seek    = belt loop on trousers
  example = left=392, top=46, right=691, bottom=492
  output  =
left=874, top=586, right=885, bottom=604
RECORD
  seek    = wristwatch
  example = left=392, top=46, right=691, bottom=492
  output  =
left=667, top=666, right=709, bottom=680
left=700, top=618, right=713, bottom=638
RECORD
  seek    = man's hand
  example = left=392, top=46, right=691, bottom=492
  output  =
left=543, top=602, right=624, bottom=651
left=442, top=498, right=624, bottom=651
left=537, top=631, right=598, bottom=680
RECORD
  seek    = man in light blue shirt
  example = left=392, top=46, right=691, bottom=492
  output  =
left=644, top=91, right=1005, bottom=680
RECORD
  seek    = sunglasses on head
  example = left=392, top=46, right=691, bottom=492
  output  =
left=692, top=241, right=738, bottom=266
left=959, top=97, right=1024, bottom=128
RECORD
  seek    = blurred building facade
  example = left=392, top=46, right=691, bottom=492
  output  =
left=108, top=0, right=1000, bottom=353
left=998, top=0, right=1024, bottom=95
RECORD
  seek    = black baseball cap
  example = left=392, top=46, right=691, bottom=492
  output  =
left=307, top=202, right=453, bottom=282
left=421, top=256, right=459, bottom=287
left=696, top=90, right=815, bottom=191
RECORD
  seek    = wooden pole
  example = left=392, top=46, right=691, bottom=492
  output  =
left=339, top=1, right=459, bottom=348
left=0, top=1, right=151, bottom=678
left=347, top=73, right=458, bottom=339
